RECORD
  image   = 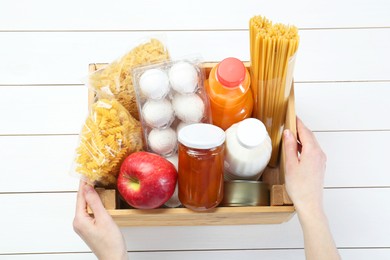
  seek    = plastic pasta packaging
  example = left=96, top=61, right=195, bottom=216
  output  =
left=132, top=58, right=212, bottom=157
left=249, top=16, right=299, bottom=166
left=88, top=37, right=170, bottom=120
left=75, top=98, right=143, bottom=186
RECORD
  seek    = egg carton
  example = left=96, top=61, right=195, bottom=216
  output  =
left=132, top=58, right=212, bottom=157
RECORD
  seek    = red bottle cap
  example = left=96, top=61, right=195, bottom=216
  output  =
left=216, top=57, right=246, bottom=88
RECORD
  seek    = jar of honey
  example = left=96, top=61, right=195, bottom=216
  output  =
left=177, top=123, right=225, bottom=211
left=205, top=57, right=253, bottom=130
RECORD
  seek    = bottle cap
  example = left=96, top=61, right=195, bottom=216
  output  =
left=236, top=118, right=267, bottom=149
left=178, top=123, right=225, bottom=149
left=216, top=57, right=246, bottom=88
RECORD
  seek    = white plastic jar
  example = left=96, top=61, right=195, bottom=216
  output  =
left=224, top=118, right=272, bottom=181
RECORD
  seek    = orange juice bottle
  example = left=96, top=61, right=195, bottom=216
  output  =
left=206, top=57, right=253, bottom=130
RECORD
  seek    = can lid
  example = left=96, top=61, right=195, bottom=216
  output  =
left=236, top=118, right=267, bottom=149
left=216, top=57, right=246, bottom=88
left=178, top=123, right=225, bottom=149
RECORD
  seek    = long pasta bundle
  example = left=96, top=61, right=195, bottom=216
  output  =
left=250, top=16, right=299, bottom=166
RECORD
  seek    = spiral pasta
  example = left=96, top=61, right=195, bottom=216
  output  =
left=76, top=99, right=143, bottom=185
left=89, top=38, right=170, bottom=120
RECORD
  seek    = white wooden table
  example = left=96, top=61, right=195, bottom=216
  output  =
left=0, top=0, right=389, bottom=259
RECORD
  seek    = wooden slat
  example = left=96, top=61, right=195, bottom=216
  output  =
left=0, top=85, right=88, bottom=135
left=0, top=29, right=390, bottom=85
left=1, top=249, right=389, bottom=260
left=0, top=249, right=389, bottom=260
left=0, top=135, right=80, bottom=192
left=316, top=131, right=390, bottom=188
left=1, top=131, right=389, bottom=193
left=1, top=81, right=388, bottom=135
left=107, top=206, right=295, bottom=226
left=0, top=188, right=389, bottom=254
left=295, top=82, right=390, bottom=131
left=0, top=0, right=389, bottom=30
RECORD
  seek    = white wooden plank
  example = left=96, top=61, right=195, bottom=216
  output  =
left=0, top=249, right=389, bottom=260
left=0, top=0, right=389, bottom=30
left=0, top=131, right=388, bottom=194
left=339, top=249, right=390, bottom=260
left=295, top=82, right=390, bottom=131
left=0, top=135, right=80, bottom=192
left=0, top=85, right=88, bottom=135
left=0, top=254, right=96, bottom=260
left=316, top=131, right=390, bottom=188
left=325, top=188, right=390, bottom=248
left=296, top=29, right=390, bottom=82
left=0, top=29, right=389, bottom=85
left=0, top=193, right=90, bottom=254
left=1, top=81, right=388, bottom=135
left=0, top=188, right=388, bottom=254
left=0, top=31, right=248, bottom=85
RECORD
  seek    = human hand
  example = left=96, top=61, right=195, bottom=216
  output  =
left=283, top=118, right=327, bottom=218
left=73, top=181, right=128, bottom=260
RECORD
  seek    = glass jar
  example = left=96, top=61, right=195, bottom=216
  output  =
left=177, top=123, right=226, bottom=211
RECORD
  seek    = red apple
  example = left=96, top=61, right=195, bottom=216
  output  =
left=117, top=151, right=177, bottom=209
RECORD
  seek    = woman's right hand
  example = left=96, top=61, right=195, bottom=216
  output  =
left=283, top=118, right=327, bottom=217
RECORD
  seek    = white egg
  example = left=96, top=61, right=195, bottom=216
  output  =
left=164, top=154, right=181, bottom=207
left=176, top=121, right=193, bottom=134
left=165, top=154, right=178, bottom=170
left=148, top=128, right=177, bottom=156
left=164, top=183, right=181, bottom=208
left=172, top=93, right=204, bottom=123
left=169, top=61, right=198, bottom=94
left=142, top=99, right=174, bottom=128
left=139, top=68, right=170, bottom=99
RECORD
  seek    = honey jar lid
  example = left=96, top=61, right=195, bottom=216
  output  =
left=178, top=123, right=225, bottom=149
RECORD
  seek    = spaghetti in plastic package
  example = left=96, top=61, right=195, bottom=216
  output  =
left=88, top=36, right=170, bottom=121
left=249, top=15, right=299, bottom=167
left=73, top=98, right=143, bottom=186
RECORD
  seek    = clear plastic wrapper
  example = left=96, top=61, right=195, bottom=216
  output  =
left=249, top=16, right=299, bottom=166
left=132, top=58, right=212, bottom=157
left=88, top=37, right=170, bottom=121
left=74, top=98, right=143, bottom=186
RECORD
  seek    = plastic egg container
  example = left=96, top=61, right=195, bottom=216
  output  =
left=132, top=59, right=212, bottom=157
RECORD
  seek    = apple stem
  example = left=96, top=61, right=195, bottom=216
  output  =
left=128, top=176, right=139, bottom=184
left=127, top=176, right=141, bottom=191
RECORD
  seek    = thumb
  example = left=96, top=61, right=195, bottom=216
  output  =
left=283, top=129, right=298, bottom=170
left=84, top=185, right=110, bottom=220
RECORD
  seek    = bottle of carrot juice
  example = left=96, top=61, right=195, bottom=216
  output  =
left=205, top=57, right=253, bottom=130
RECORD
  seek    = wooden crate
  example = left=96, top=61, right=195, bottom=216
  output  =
left=87, top=62, right=296, bottom=226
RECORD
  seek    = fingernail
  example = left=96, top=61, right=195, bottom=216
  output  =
left=84, top=184, right=94, bottom=194
left=284, top=129, right=291, bottom=138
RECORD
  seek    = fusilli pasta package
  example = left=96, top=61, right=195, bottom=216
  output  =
left=88, top=37, right=170, bottom=121
left=73, top=98, right=143, bottom=186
